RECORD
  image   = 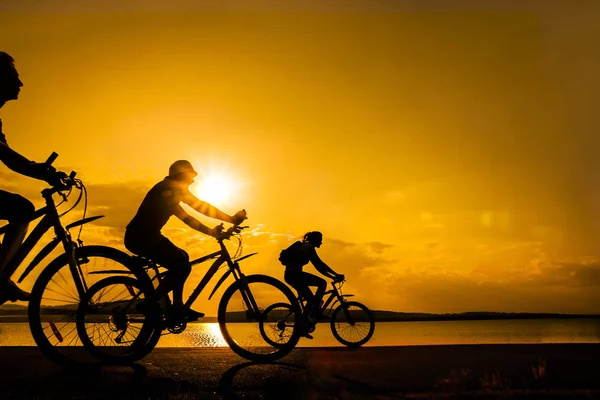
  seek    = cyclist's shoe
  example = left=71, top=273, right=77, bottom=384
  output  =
left=186, top=308, right=205, bottom=322
left=302, top=332, right=314, bottom=340
left=6, top=280, right=31, bottom=302
left=135, top=300, right=146, bottom=313
left=168, top=303, right=187, bottom=325
left=168, top=304, right=205, bottom=324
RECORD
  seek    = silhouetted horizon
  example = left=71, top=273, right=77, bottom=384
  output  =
left=1, top=304, right=599, bottom=322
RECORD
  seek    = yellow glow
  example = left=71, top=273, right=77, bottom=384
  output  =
left=190, top=165, right=239, bottom=208
left=3, top=7, right=599, bottom=314
left=206, top=323, right=229, bottom=347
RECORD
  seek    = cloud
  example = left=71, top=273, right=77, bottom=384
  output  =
left=532, top=258, right=600, bottom=288
left=368, top=241, right=394, bottom=254
left=6, top=175, right=598, bottom=314
left=82, top=181, right=149, bottom=231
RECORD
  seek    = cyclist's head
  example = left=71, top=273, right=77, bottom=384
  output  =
left=303, top=231, right=323, bottom=248
left=0, top=52, right=23, bottom=106
left=168, top=160, right=198, bottom=184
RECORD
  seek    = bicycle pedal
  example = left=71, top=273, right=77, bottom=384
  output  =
left=165, top=319, right=187, bottom=333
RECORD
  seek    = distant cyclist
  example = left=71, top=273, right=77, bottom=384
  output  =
left=0, top=51, right=65, bottom=305
left=279, top=231, right=344, bottom=338
left=124, top=160, right=247, bottom=324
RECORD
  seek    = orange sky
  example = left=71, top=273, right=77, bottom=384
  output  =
left=1, top=0, right=600, bottom=314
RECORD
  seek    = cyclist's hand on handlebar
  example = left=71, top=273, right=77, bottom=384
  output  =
left=334, top=274, right=345, bottom=283
left=231, top=209, right=247, bottom=225
left=210, top=223, right=225, bottom=239
left=47, top=170, right=69, bottom=188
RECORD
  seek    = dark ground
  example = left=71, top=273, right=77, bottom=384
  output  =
left=0, top=344, right=599, bottom=399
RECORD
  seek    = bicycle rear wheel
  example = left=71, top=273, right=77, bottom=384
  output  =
left=330, top=301, right=375, bottom=347
left=259, top=302, right=297, bottom=348
left=218, top=274, right=301, bottom=362
left=28, top=245, right=146, bottom=367
left=76, top=275, right=162, bottom=364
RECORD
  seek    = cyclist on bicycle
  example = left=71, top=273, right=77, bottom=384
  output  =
left=124, top=160, right=247, bottom=324
left=279, top=231, right=344, bottom=339
left=0, top=51, right=65, bottom=306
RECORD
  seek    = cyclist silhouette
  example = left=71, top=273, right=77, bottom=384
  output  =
left=0, top=51, right=66, bottom=305
left=124, top=160, right=247, bottom=324
left=279, top=231, right=344, bottom=339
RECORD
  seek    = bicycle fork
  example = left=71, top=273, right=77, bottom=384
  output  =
left=65, top=241, right=89, bottom=297
left=235, top=267, right=262, bottom=321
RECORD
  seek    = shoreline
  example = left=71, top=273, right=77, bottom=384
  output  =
left=1, top=315, right=600, bottom=323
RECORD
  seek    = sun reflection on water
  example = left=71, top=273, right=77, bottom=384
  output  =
left=187, top=323, right=229, bottom=347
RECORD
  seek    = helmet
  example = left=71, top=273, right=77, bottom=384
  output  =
left=303, top=231, right=323, bottom=245
left=169, top=160, right=197, bottom=178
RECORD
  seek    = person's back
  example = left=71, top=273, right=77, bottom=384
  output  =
left=126, top=177, right=189, bottom=238
left=278, top=240, right=307, bottom=270
left=0, top=51, right=63, bottom=305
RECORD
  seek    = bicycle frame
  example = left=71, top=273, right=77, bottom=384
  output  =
left=296, top=281, right=354, bottom=317
left=138, top=231, right=260, bottom=315
left=0, top=187, right=103, bottom=295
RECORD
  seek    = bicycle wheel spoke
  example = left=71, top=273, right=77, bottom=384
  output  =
left=56, top=268, right=81, bottom=299
left=40, top=295, right=78, bottom=304
left=29, top=248, right=145, bottom=366
left=331, top=302, right=374, bottom=347
left=77, top=275, right=158, bottom=363
left=44, top=284, right=79, bottom=304
left=103, top=285, right=131, bottom=304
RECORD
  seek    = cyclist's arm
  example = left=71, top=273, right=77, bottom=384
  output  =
left=309, top=249, right=338, bottom=279
left=182, top=190, right=234, bottom=223
left=173, top=203, right=214, bottom=236
left=0, top=143, right=52, bottom=181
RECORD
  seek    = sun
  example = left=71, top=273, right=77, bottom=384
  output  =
left=190, top=166, right=240, bottom=207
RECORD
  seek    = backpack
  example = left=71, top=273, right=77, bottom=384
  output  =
left=278, top=241, right=303, bottom=266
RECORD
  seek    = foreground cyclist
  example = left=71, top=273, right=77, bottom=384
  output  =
left=279, top=231, right=344, bottom=339
left=124, top=160, right=247, bottom=324
left=0, top=51, right=65, bottom=305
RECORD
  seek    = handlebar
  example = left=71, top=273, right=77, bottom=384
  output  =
left=41, top=152, right=80, bottom=197
left=214, top=223, right=248, bottom=241
left=46, top=152, right=78, bottom=188
left=45, top=152, right=58, bottom=166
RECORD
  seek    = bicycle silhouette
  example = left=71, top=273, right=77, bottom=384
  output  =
left=259, top=277, right=375, bottom=348
left=76, top=224, right=303, bottom=364
left=0, top=152, right=145, bottom=367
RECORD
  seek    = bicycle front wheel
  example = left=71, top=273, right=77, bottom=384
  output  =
left=76, top=275, right=162, bottom=364
left=330, top=301, right=375, bottom=347
left=218, top=274, right=301, bottom=362
left=28, top=245, right=144, bottom=367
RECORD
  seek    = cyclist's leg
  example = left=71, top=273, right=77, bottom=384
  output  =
left=284, top=271, right=316, bottom=315
left=284, top=271, right=316, bottom=338
left=125, top=232, right=189, bottom=301
left=300, top=272, right=327, bottom=315
left=0, top=190, right=34, bottom=302
left=148, top=238, right=190, bottom=307
left=125, top=232, right=195, bottom=321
